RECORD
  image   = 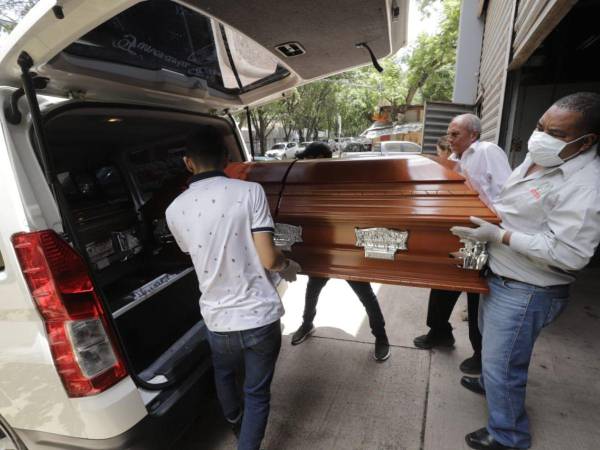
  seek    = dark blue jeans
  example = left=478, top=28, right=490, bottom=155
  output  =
left=480, top=274, right=569, bottom=449
left=207, top=320, right=282, bottom=450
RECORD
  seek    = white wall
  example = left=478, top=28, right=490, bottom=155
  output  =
left=452, top=0, right=484, bottom=104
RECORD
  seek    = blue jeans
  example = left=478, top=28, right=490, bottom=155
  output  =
left=207, top=320, right=282, bottom=450
left=479, top=274, right=569, bottom=448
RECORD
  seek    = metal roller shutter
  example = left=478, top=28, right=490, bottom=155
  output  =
left=421, top=102, right=475, bottom=154
left=477, top=0, right=516, bottom=144
left=510, top=0, right=577, bottom=69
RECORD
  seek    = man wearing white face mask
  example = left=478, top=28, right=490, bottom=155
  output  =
left=451, top=92, right=600, bottom=450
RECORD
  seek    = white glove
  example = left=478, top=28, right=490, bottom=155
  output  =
left=278, top=259, right=302, bottom=282
left=450, top=216, right=505, bottom=243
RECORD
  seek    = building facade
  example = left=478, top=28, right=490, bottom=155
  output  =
left=425, top=0, right=598, bottom=163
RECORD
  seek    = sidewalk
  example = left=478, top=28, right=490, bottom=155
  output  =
left=177, top=268, right=600, bottom=450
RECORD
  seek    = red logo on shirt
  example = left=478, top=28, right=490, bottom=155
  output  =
left=530, top=188, right=541, bottom=200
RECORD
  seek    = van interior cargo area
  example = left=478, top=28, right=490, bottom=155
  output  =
left=42, top=105, right=243, bottom=386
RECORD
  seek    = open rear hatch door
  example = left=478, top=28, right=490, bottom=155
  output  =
left=0, top=0, right=408, bottom=113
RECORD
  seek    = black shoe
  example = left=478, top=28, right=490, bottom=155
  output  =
left=413, top=330, right=455, bottom=349
left=465, top=428, right=515, bottom=449
left=460, top=353, right=482, bottom=375
left=460, top=376, right=486, bottom=396
left=374, top=337, right=390, bottom=362
left=291, top=322, right=315, bottom=345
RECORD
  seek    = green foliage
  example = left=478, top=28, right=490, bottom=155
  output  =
left=416, top=0, right=441, bottom=16
left=0, top=0, right=37, bottom=33
left=292, top=81, right=337, bottom=141
left=402, top=0, right=459, bottom=105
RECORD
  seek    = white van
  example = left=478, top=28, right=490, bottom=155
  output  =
left=0, top=1, right=407, bottom=448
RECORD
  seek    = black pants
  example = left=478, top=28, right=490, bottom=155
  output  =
left=426, top=289, right=481, bottom=354
left=302, top=277, right=387, bottom=339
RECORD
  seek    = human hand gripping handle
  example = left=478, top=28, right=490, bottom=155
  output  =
left=450, top=216, right=506, bottom=243
left=279, top=259, right=302, bottom=282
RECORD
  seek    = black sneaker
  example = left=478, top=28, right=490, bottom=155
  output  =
left=374, top=337, right=391, bottom=361
left=413, top=330, right=455, bottom=349
left=459, top=353, right=482, bottom=375
left=291, top=322, right=315, bottom=345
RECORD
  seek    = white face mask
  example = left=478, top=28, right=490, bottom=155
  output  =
left=527, top=130, right=588, bottom=167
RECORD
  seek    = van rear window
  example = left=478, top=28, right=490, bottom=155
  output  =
left=63, top=0, right=288, bottom=94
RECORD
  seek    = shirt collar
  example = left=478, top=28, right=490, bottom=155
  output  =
left=557, top=146, right=598, bottom=178
left=189, top=170, right=228, bottom=184
left=458, top=140, right=478, bottom=159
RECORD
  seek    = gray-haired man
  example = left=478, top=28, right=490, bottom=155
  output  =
left=413, top=114, right=512, bottom=375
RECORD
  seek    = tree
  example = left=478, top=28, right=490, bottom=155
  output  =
left=279, top=91, right=300, bottom=141
left=249, top=103, right=281, bottom=155
left=0, top=0, right=37, bottom=33
left=402, top=0, right=459, bottom=106
left=291, top=81, right=336, bottom=141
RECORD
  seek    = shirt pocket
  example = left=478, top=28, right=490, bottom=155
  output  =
left=505, top=182, right=556, bottom=228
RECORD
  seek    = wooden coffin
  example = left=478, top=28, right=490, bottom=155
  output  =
left=226, top=155, right=497, bottom=293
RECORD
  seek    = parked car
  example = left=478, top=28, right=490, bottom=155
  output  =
left=265, top=142, right=299, bottom=159
left=342, top=141, right=371, bottom=153
left=380, top=140, right=422, bottom=154
left=0, top=0, right=406, bottom=448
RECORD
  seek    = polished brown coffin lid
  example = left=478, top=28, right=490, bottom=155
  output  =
left=225, top=160, right=293, bottom=213
left=226, top=156, right=498, bottom=293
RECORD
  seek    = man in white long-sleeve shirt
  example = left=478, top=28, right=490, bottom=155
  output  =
left=452, top=92, right=600, bottom=450
left=448, top=115, right=513, bottom=208
left=414, top=114, right=512, bottom=375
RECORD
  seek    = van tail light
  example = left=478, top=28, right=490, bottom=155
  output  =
left=11, top=230, right=127, bottom=397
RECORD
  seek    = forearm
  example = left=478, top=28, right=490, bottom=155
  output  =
left=506, top=230, right=592, bottom=271
left=252, top=231, right=287, bottom=270
left=269, top=250, right=287, bottom=271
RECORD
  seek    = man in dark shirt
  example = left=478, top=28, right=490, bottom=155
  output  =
left=290, top=142, right=391, bottom=361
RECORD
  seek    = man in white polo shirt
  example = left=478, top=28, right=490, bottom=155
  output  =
left=166, top=126, right=300, bottom=450
left=452, top=92, right=600, bottom=449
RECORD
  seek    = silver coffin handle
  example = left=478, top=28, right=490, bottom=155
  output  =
left=458, top=239, right=488, bottom=270
left=355, top=227, right=408, bottom=260
left=273, top=223, right=303, bottom=251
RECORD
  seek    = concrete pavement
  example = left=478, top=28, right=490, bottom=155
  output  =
left=177, top=268, right=600, bottom=450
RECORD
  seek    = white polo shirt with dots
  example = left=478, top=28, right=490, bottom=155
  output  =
left=166, top=170, right=284, bottom=332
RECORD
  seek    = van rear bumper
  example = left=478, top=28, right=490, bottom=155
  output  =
left=15, top=362, right=213, bottom=450
left=16, top=413, right=160, bottom=450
